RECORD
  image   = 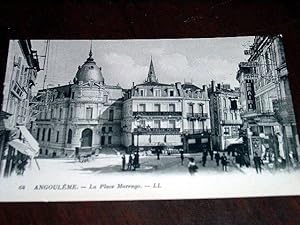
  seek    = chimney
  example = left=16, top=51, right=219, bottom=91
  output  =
left=211, top=80, right=215, bottom=92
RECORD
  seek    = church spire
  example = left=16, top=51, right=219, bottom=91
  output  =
left=146, top=56, right=158, bottom=83
left=87, top=40, right=94, bottom=62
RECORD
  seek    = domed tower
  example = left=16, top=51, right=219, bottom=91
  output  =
left=73, top=47, right=104, bottom=84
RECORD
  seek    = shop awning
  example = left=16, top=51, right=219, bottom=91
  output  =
left=9, top=125, right=40, bottom=157
left=8, top=139, right=37, bottom=157
left=226, top=137, right=244, bottom=148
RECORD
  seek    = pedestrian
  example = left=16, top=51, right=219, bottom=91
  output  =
left=221, top=153, right=228, bottom=171
left=188, top=158, right=198, bottom=175
left=253, top=152, right=262, bottom=173
left=209, top=151, right=214, bottom=160
left=132, top=152, right=139, bottom=171
left=121, top=154, right=126, bottom=171
left=202, top=153, right=207, bottom=167
left=156, top=148, right=160, bottom=160
left=215, top=151, right=220, bottom=166
left=127, top=154, right=133, bottom=171
left=180, top=149, right=184, bottom=165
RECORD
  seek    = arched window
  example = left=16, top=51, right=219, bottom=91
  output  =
left=81, top=128, right=93, bottom=147
left=224, top=112, right=227, bottom=120
left=67, top=129, right=72, bottom=144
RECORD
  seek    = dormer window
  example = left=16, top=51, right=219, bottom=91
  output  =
left=140, top=89, right=145, bottom=97
left=154, top=89, right=161, bottom=97
left=169, top=90, right=174, bottom=97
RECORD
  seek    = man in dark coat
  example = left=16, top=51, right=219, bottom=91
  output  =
left=221, top=153, right=228, bottom=171
left=215, top=152, right=220, bottom=166
left=209, top=151, right=214, bottom=160
left=180, top=149, right=184, bottom=165
left=127, top=154, right=133, bottom=171
left=202, top=153, right=207, bottom=167
left=121, top=154, right=126, bottom=171
left=253, top=152, right=262, bottom=173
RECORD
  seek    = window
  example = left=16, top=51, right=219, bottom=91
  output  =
left=153, top=120, right=161, bottom=128
left=231, top=112, right=234, bottom=120
left=102, top=127, right=106, bottom=133
left=265, top=50, right=270, bottom=73
left=169, top=90, right=174, bottom=97
left=188, top=104, right=194, bottom=113
left=45, top=149, right=48, bottom=155
left=140, top=120, right=146, bottom=128
left=230, top=100, right=237, bottom=110
left=140, top=89, right=145, bottom=96
left=104, top=95, right=108, bottom=103
left=234, top=112, right=238, bottom=120
left=51, top=109, right=54, bottom=119
left=56, top=131, right=59, bottom=142
left=70, top=107, right=73, bottom=119
left=42, top=128, right=46, bottom=141
left=101, top=136, right=105, bottom=145
left=264, top=126, right=272, bottom=135
left=154, top=104, right=160, bottom=112
left=71, top=92, right=75, bottom=99
left=59, top=108, right=63, bottom=119
left=108, top=109, right=114, bottom=121
left=47, top=128, right=51, bottom=142
left=39, top=149, right=43, bottom=154
left=169, top=120, right=176, bottom=129
left=223, top=98, right=227, bottom=108
left=199, top=104, right=203, bottom=114
left=37, top=128, right=40, bottom=140
left=231, top=127, right=239, bottom=137
left=86, top=107, right=93, bottom=119
left=224, top=112, right=227, bottom=120
left=154, top=89, right=161, bottom=97
left=169, top=104, right=175, bottom=112
left=188, top=120, right=193, bottom=130
left=108, top=127, right=113, bottom=132
left=138, top=104, right=146, bottom=112
left=67, top=129, right=72, bottom=144
left=224, top=127, right=230, bottom=135
left=108, top=136, right=112, bottom=144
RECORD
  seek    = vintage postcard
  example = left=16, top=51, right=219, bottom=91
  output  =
left=0, top=37, right=300, bottom=202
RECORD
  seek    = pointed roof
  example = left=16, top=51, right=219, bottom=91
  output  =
left=145, top=57, right=158, bottom=83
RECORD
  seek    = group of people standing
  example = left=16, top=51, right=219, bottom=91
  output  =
left=187, top=151, right=229, bottom=175
left=122, top=152, right=140, bottom=171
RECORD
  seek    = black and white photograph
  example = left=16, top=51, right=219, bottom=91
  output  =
left=1, top=36, right=300, bottom=201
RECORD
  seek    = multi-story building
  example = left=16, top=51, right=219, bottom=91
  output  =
left=209, top=81, right=243, bottom=151
left=1, top=40, right=40, bottom=177
left=122, top=58, right=211, bottom=153
left=237, top=35, right=299, bottom=165
left=32, top=49, right=123, bottom=157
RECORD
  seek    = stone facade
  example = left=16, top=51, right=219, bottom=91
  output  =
left=209, top=82, right=242, bottom=150
left=237, top=35, right=299, bottom=164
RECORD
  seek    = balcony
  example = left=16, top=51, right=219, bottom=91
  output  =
left=133, top=127, right=180, bottom=134
left=186, top=113, right=208, bottom=120
left=133, top=111, right=182, bottom=117
left=220, top=119, right=243, bottom=125
left=183, top=129, right=211, bottom=135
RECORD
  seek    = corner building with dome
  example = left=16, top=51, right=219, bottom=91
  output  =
left=32, top=50, right=123, bottom=157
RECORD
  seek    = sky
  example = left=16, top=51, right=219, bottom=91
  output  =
left=31, top=37, right=254, bottom=93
